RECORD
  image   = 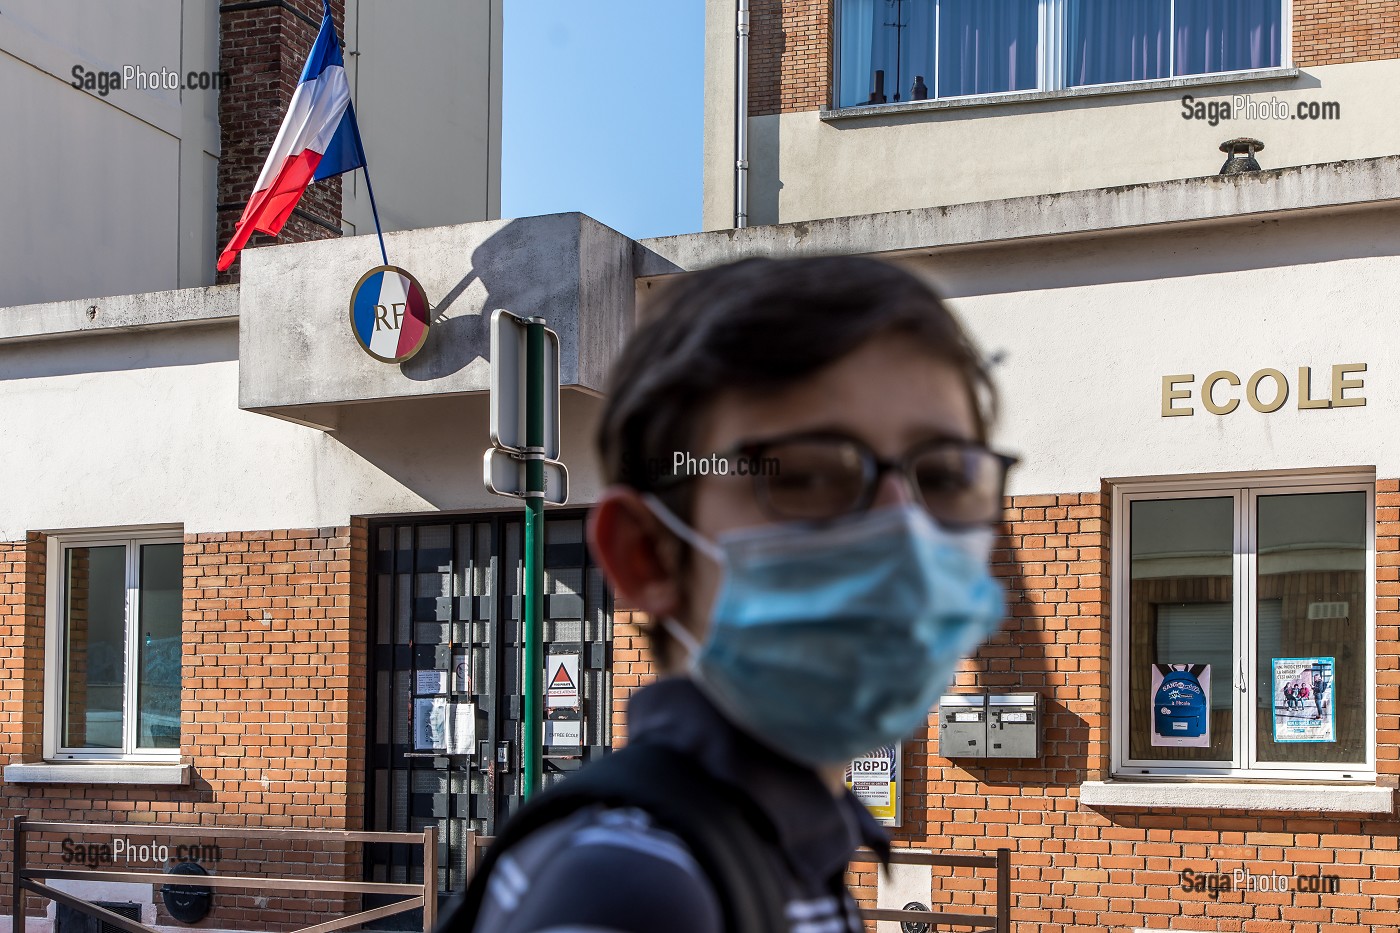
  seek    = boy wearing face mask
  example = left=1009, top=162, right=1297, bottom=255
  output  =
left=438, top=255, right=1015, bottom=933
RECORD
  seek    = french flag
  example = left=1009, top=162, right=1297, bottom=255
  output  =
left=217, top=1, right=367, bottom=271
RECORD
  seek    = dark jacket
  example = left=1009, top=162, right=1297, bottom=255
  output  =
left=470, top=676, right=890, bottom=933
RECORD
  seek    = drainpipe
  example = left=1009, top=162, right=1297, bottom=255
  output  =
left=735, top=0, right=750, bottom=228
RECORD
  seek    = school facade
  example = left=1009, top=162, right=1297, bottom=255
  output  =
left=4, top=152, right=1400, bottom=933
left=6, top=2, right=1400, bottom=932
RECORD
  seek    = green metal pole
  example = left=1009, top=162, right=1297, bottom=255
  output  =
left=522, top=318, right=546, bottom=800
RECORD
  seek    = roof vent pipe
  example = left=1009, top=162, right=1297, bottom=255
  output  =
left=1219, top=138, right=1265, bottom=175
left=735, top=0, right=750, bottom=228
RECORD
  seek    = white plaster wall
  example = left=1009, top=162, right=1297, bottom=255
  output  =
left=0, top=0, right=219, bottom=307
left=731, top=58, right=1400, bottom=225
left=875, top=863, right=933, bottom=933
left=0, top=325, right=604, bottom=539
left=702, top=0, right=738, bottom=231
left=904, top=207, right=1400, bottom=495
left=341, top=0, right=502, bottom=235
left=6, top=204, right=1399, bottom=537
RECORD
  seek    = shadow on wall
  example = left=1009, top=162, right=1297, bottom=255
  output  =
left=748, top=111, right=783, bottom=227
left=894, top=495, right=1107, bottom=840
left=0, top=325, right=238, bottom=381
left=398, top=219, right=569, bottom=384
left=904, top=206, right=1400, bottom=300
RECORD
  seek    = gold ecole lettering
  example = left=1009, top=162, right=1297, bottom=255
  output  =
left=1161, top=364, right=1367, bottom=417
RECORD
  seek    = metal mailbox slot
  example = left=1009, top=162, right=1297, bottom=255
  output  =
left=988, top=693, right=1041, bottom=758
left=937, top=694, right=987, bottom=758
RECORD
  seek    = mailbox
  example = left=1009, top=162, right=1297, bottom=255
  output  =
left=937, top=694, right=987, bottom=758
left=987, top=693, right=1042, bottom=758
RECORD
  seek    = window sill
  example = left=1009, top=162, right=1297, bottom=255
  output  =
left=820, top=67, right=1300, bottom=122
left=1080, top=779, right=1393, bottom=814
left=3, top=761, right=190, bottom=786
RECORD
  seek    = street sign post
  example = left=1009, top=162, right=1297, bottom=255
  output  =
left=486, top=310, right=567, bottom=801
left=490, top=310, right=560, bottom=460
left=484, top=448, right=569, bottom=504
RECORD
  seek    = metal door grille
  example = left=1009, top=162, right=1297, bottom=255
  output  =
left=364, top=510, right=612, bottom=918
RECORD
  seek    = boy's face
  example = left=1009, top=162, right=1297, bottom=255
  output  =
left=588, top=332, right=981, bottom=660
left=675, top=333, right=979, bottom=641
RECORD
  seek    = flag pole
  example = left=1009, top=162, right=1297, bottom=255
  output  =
left=360, top=162, right=389, bottom=267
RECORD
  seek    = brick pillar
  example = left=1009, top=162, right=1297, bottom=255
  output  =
left=216, top=0, right=348, bottom=281
left=0, top=533, right=48, bottom=920
left=63, top=546, right=88, bottom=747
left=610, top=604, right=658, bottom=748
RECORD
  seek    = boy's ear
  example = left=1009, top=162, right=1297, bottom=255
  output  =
left=586, top=487, right=684, bottom=618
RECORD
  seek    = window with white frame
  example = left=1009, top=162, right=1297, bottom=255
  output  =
left=1112, top=475, right=1373, bottom=779
left=836, top=0, right=1285, bottom=108
left=47, top=532, right=183, bottom=759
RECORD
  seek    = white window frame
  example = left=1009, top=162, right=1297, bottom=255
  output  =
left=44, top=528, right=184, bottom=762
left=832, top=0, right=1293, bottom=108
left=1110, top=470, right=1375, bottom=782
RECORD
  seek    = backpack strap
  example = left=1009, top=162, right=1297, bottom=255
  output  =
left=437, top=741, right=788, bottom=933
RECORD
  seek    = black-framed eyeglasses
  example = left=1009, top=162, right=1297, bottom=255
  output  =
left=655, top=430, right=1019, bottom=527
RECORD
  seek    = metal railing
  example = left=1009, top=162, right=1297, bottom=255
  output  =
left=851, top=847, right=1012, bottom=933
left=11, top=818, right=438, bottom=933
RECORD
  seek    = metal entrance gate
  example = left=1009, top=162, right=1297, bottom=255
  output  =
left=365, top=511, right=613, bottom=918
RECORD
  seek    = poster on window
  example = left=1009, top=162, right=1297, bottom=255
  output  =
left=1272, top=657, right=1335, bottom=742
left=1150, top=663, right=1211, bottom=748
left=844, top=743, right=901, bottom=827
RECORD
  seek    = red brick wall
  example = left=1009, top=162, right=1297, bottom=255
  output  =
left=749, top=0, right=832, bottom=116
left=846, top=488, right=1400, bottom=933
left=1294, top=0, right=1400, bottom=67
left=610, top=604, right=657, bottom=748
left=216, top=0, right=348, bottom=281
left=0, top=524, right=370, bottom=932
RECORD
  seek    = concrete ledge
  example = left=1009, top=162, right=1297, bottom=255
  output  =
left=636, top=154, right=1400, bottom=276
left=1080, top=779, right=1394, bottom=814
left=0, top=285, right=239, bottom=344
left=819, top=67, right=1299, bottom=121
left=3, top=762, right=191, bottom=786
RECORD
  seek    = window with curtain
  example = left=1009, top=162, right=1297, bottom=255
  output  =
left=837, top=0, right=1284, bottom=106
left=837, top=0, right=1039, bottom=107
left=1069, top=0, right=1282, bottom=87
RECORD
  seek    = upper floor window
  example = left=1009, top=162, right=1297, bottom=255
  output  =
left=1112, top=474, right=1373, bottom=780
left=836, top=0, right=1285, bottom=108
left=46, top=531, right=183, bottom=759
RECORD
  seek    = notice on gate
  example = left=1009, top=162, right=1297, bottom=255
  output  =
left=448, top=702, right=476, bottom=756
left=546, top=653, right=580, bottom=709
left=544, top=717, right=583, bottom=747
left=414, top=697, right=447, bottom=750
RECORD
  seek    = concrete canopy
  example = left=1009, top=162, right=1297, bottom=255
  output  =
left=237, top=212, right=637, bottom=431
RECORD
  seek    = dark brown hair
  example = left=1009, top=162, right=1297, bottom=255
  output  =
left=598, top=255, right=995, bottom=504
left=594, top=255, right=998, bottom=667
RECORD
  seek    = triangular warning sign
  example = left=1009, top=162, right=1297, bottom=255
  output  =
left=549, top=660, right=576, bottom=692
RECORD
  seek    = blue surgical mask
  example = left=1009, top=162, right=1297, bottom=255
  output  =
left=645, top=497, right=1006, bottom=767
